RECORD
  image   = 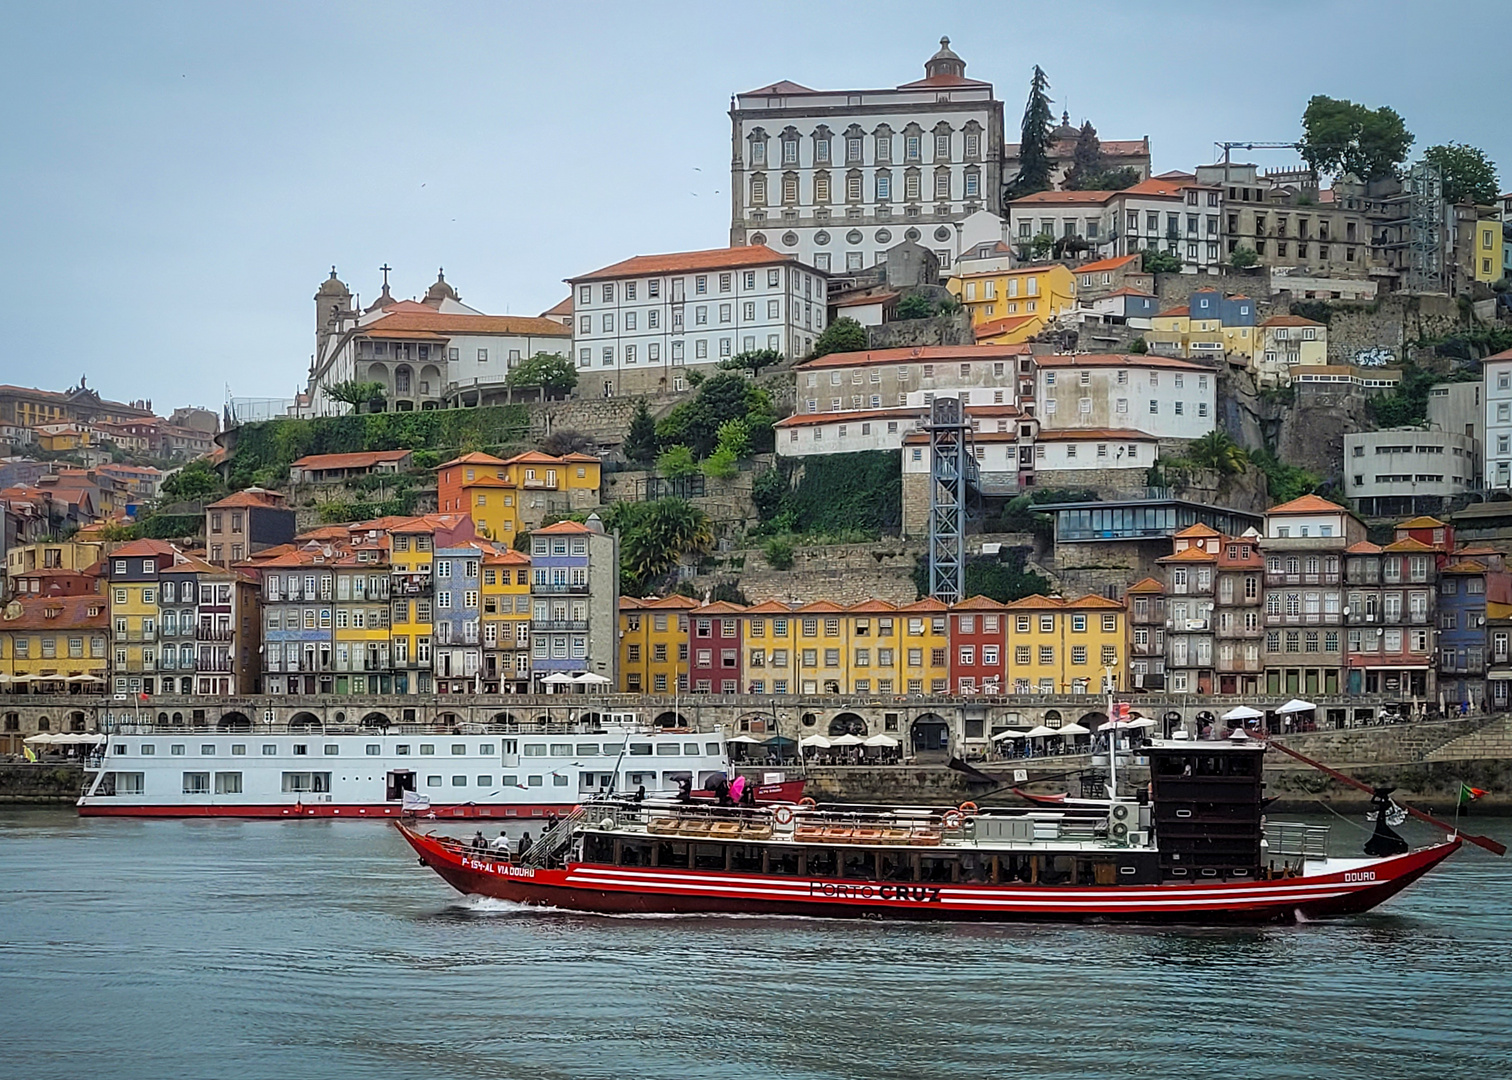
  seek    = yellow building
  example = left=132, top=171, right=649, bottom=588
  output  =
left=106, top=539, right=178, bottom=695
left=1004, top=594, right=1127, bottom=694
left=482, top=546, right=532, bottom=692
left=0, top=594, right=110, bottom=704
left=332, top=541, right=393, bottom=696
left=897, top=597, right=951, bottom=696
left=437, top=450, right=602, bottom=543
left=619, top=595, right=697, bottom=693
left=949, top=264, right=1077, bottom=345
left=384, top=513, right=475, bottom=695
left=1475, top=215, right=1504, bottom=284
left=1256, top=315, right=1328, bottom=386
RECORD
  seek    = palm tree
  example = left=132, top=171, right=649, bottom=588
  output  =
left=1184, top=430, right=1249, bottom=476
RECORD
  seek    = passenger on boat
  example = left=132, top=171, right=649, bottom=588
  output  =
left=676, top=777, right=693, bottom=804
left=729, top=776, right=747, bottom=804
left=471, top=831, right=487, bottom=854
left=739, top=779, right=757, bottom=808
left=517, top=831, right=533, bottom=857
left=490, top=831, right=511, bottom=852
left=634, top=785, right=646, bottom=803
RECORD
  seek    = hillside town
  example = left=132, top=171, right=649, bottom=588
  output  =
left=6, top=38, right=1512, bottom=759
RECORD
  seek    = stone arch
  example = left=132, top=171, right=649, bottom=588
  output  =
left=420, top=363, right=442, bottom=392
left=217, top=711, right=252, bottom=732
left=1043, top=709, right=1063, bottom=727
left=171, top=712, right=184, bottom=724
left=394, top=364, right=414, bottom=396
left=910, top=713, right=949, bottom=759
left=653, top=710, right=689, bottom=728
left=828, top=712, right=868, bottom=737
left=69, top=711, right=87, bottom=732
left=1078, top=710, right=1108, bottom=730
left=436, top=711, right=462, bottom=730
left=737, top=713, right=770, bottom=735
left=156, top=712, right=170, bottom=725
left=2, top=713, right=19, bottom=733
left=37, top=716, right=50, bottom=731
left=1164, top=710, right=1186, bottom=737
left=579, top=710, right=604, bottom=728
left=289, top=712, right=323, bottom=732
left=360, top=711, right=391, bottom=730
left=491, top=711, right=519, bottom=726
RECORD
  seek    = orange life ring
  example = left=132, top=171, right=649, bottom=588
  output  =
left=294, top=801, right=304, bottom=815
left=958, top=801, right=979, bottom=814
left=942, top=809, right=964, bottom=829
left=799, top=797, right=817, bottom=808
left=772, top=805, right=795, bottom=826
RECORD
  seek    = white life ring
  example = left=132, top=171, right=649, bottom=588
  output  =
left=942, top=809, right=964, bottom=829
left=772, top=805, right=795, bottom=826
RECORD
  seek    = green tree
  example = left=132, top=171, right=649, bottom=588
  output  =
left=1230, top=246, right=1260, bottom=269
left=1424, top=143, right=1499, bottom=205
left=623, top=400, right=658, bottom=465
left=1062, top=121, right=1101, bottom=189
left=1300, top=95, right=1413, bottom=181
left=94, top=521, right=139, bottom=542
left=1077, top=166, right=1140, bottom=191
left=505, top=352, right=578, bottom=398
left=1007, top=65, right=1054, bottom=197
left=1128, top=337, right=1148, bottom=354
left=1249, top=447, right=1320, bottom=505
left=1029, top=233, right=1055, bottom=259
left=656, top=444, right=697, bottom=479
left=810, top=316, right=867, bottom=359
left=895, top=294, right=936, bottom=320
left=655, top=373, right=758, bottom=457
left=700, top=446, right=739, bottom=479
left=751, top=467, right=788, bottom=520
left=718, top=348, right=783, bottom=374
left=714, top=417, right=750, bottom=458
left=603, top=498, right=713, bottom=593
left=1142, top=248, right=1183, bottom=273
left=160, top=459, right=225, bottom=502
left=322, top=379, right=386, bottom=414
left=763, top=535, right=794, bottom=570
left=1182, top=430, right=1249, bottom=476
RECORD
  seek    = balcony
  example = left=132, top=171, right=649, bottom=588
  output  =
left=195, top=627, right=235, bottom=642
left=521, top=477, right=558, bottom=490
left=391, top=573, right=433, bottom=596
left=532, top=583, right=589, bottom=595
left=1265, top=612, right=1342, bottom=626
left=1215, top=656, right=1264, bottom=673
left=1440, top=660, right=1486, bottom=675
left=534, top=619, right=588, bottom=632
left=123, top=630, right=155, bottom=643
left=196, top=659, right=234, bottom=673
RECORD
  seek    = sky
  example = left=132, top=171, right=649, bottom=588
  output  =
left=2, top=1, right=1507, bottom=416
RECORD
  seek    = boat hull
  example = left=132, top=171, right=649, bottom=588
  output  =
left=398, top=825, right=1461, bottom=924
left=77, top=801, right=580, bottom=820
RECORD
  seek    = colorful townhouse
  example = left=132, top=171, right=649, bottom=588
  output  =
left=437, top=450, right=602, bottom=544
left=948, top=596, right=1006, bottom=695
left=106, top=539, right=180, bottom=696
left=527, top=519, right=618, bottom=690
left=258, top=544, right=337, bottom=696
left=0, top=594, right=109, bottom=695
left=949, top=263, right=1078, bottom=345
left=331, top=540, right=393, bottom=696
left=481, top=547, right=532, bottom=693
left=388, top=514, right=476, bottom=695
left=619, top=595, right=697, bottom=694
left=432, top=544, right=484, bottom=691
left=1004, top=594, right=1127, bottom=695
left=689, top=601, right=746, bottom=695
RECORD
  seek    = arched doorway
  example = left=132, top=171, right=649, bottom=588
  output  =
left=491, top=711, right=518, bottom=727
left=69, top=712, right=87, bottom=732
left=1043, top=709, right=1062, bottom=727
left=289, top=712, right=323, bottom=732
left=1194, top=710, right=1216, bottom=737
left=653, top=711, right=688, bottom=728
left=436, top=711, right=461, bottom=730
left=361, top=712, right=391, bottom=730
left=737, top=713, right=770, bottom=735
left=1164, top=710, right=1186, bottom=738
left=910, top=713, right=950, bottom=760
left=828, top=712, right=868, bottom=737
left=217, top=711, right=252, bottom=732
left=1078, top=710, right=1107, bottom=730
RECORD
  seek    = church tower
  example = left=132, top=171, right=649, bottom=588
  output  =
left=314, top=267, right=353, bottom=351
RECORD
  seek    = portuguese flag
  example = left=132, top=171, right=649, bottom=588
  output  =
left=1459, top=783, right=1487, bottom=805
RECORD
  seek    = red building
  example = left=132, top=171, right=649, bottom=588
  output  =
left=688, top=601, right=746, bottom=694
left=948, top=596, right=1006, bottom=695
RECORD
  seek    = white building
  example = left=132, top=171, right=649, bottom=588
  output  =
left=1034, top=429, right=1159, bottom=471
left=566, top=245, right=826, bottom=398
left=729, top=38, right=1004, bottom=274
left=300, top=269, right=572, bottom=416
left=1344, top=427, right=1480, bottom=516
left=1484, top=347, right=1512, bottom=490
left=776, top=400, right=1034, bottom=458
left=791, top=343, right=1032, bottom=418
left=1035, top=355, right=1217, bottom=441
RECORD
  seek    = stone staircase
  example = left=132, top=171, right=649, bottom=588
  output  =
left=1270, top=715, right=1503, bottom=768
left=1425, top=713, right=1512, bottom=762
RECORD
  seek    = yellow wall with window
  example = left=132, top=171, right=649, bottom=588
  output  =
left=1476, top=220, right=1504, bottom=283
left=1005, top=596, right=1126, bottom=694
left=948, top=265, right=1077, bottom=328
left=619, top=597, right=694, bottom=694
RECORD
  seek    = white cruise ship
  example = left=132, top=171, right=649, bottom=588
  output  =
left=79, top=714, right=736, bottom=820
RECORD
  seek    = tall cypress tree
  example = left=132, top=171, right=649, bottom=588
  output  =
left=1009, top=66, right=1054, bottom=197
left=1064, top=121, right=1101, bottom=190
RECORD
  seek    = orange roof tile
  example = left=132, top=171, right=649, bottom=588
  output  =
left=1383, top=537, right=1435, bottom=552
left=1008, top=190, right=1120, bottom=205
left=793, top=343, right=1030, bottom=370
left=974, top=315, right=1040, bottom=338
left=898, top=597, right=948, bottom=612
left=291, top=450, right=412, bottom=471
left=1268, top=494, right=1348, bottom=515
left=640, top=594, right=702, bottom=610
left=1034, top=353, right=1211, bottom=371
left=207, top=489, right=285, bottom=509
left=570, top=245, right=801, bottom=283
left=440, top=452, right=510, bottom=467
left=1068, top=594, right=1125, bottom=609
left=1174, top=523, right=1222, bottom=538
left=1345, top=541, right=1383, bottom=554
left=950, top=595, right=1005, bottom=611
left=364, top=310, right=570, bottom=338
left=482, top=548, right=530, bottom=565
left=691, top=601, right=749, bottom=616
left=540, top=296, right=573, bottom=318
left=1125, top=577, right=1166, bottom=594
left=533, top=520, right=593, bottom=535
left=1159, top=546, right=1218, bottom=563
left=742, top=599, right=796, bottom=614
left=0, top=594, right=109, bottom=631
left=1443, top=560, right=1488, bottom=574
left=793, top=599, right=846, bottom=613
left=1004, top=595, right=1066, bottom=610
left=775, top=407, right=921, bottom=429
left=1073, top=255, right=1140, bottom=274
left=1260, top=314, right=1325, bottom=328
left=1396, top=515, right=1448, bottom=529
left=106, top=538, right=178, bottom=558
left=846, top=599, right=899, bottom=613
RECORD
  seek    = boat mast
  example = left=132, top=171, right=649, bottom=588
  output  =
left=1105, top=665, right=1117, bottom=799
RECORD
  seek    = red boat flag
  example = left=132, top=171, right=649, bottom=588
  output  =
left=1459, top=783, right=1487, bottom=804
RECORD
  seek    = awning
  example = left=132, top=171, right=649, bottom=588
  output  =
left=991, top=729, right=1027, bottom=741
left=864, top=734, right=900, bottom=748
left=1222, top=706, right=1265, bottom=721
left=728, top=734, right=763, bottom=744
left=1056, top=722, right=1091, bottom=736
left=799, top=735, right=832, bottom=749
left=1276, top=698, right=1316, bottom=714
left=829, top=733, right=864, bottom=747
left=1488, top=670, right=1512, bottom=681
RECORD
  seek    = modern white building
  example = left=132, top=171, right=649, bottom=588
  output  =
left=566, top=246, right=826, bottom=398
left=1035, top=355, right=1217, bottom=441
left=1483, top=348, right=1512, bottom=490
left=729, top=38, right=1004, bottom=274
left=1345, top=428, right=1481, bottom=516
left=300, top=269, right=571, bottom=416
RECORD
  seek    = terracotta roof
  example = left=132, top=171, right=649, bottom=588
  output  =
left=1484, top=347, right=1512, bottom=362
left=794, top=343, right=1030, bottom=370
left=1008, top=190, right=1120, bottom=206
left=1382, top=537, right=1435, bottom=553
left=502, top=451, right=574, bottom=466
left=363, top=310, right=569, bottom=338
left=207, top=489, right=285, bottom=509
left=1035, top=353, right=1211, bottom=371
left=0, top=594, right=109, bottom=631
left=1036, top=428, right=1156, bottom=442
left=106, top=538, right=178, bottom=558
left=1442, top=559, right=1488, bottom=574
left=1174, top=523, right=1222, bottom=538
left=847, top=599, right=898, bottom=613
left=898, top=597, right=948, bottom=612
left=1155, top=305, right=1190, bottom=319
left=482, top=548, right=530, bottom=566
left=742, top=599, right=797, bottom=614
left=1454, top=544, right=1502, bottom=557
left=1121, top=177, right=1211, bottom=197
left=440, top=452, right=509, bottom=468
left=774, top=407, right=921, bottom=429
left=1159, top=546, right=1218, bottom=563
left=1344, top=541, right=1383, bottom=554
left=793, top=599, right=847, bottom=614
left=1259, top=314, right=1325, bottom=328
left=640, top=594, right=702, bottom=610
left=1125, top=577, right=1165, bottom=594
left=1101, top=286, right=1157, bottom=299
left=1069, top=594, right=1126, bottom=609
left=1396, top=515, right=1447, bottom=529
left=533, top=520, right=593, bottom=535
left=974, top=315, right=1040, bottom=338
left=569, top=245, right=801, bottom=283
left=1004, top=595, right=1065, bottom=610
left=1267, top=494, right=1348, bottom=515
left=561, top=453, right=600, bottom=463
left=540, top=296, right=573, bottom=318
left=1074, top=255, right=1140, bottom=274
left=691, top=601, right=749, bottom=616
left=291, top=450, right=412, bottom=472
left=950, top=595, right=1005, bottom=611
left=832, top=291, right=899, bottom=309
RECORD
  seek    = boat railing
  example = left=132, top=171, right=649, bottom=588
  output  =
left=100, top=720, right=713, bottom=738
left=520, top=804, right=589, bottom=868
left=1263, top=821, right=1330, bottom=861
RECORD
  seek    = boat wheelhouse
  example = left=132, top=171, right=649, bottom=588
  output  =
left=399, top=736, right=1464, bottom=923
left=78, top=712, right=747, bottom=819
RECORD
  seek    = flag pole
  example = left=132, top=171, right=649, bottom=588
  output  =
left=1453, top=778, right=1462, bottom=839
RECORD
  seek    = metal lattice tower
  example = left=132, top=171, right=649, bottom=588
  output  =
left=926, top=396, right=972, bottom=604
left=1403, top=161, right=1445, bottom=295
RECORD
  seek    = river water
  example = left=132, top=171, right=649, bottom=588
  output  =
left=2, top=808, right=1509, bottom=1080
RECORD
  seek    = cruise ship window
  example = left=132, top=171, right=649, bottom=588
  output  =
left=366, top=745, right=381, bottom=756
left=427, top=776, right=441, bottom=787
left=479, top=744, right=495, bottom=756
left=420, top=744, right=435, bottom=755
left=324, top=745, right=339, bottom=755
left=262, top=745, right=276, bottom=755
left=452, top=744, right=467, bottom=755
left=395, top=744, right=410, bottom=755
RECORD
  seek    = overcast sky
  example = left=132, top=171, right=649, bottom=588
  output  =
left=2, top=1, right=1505, bottom=414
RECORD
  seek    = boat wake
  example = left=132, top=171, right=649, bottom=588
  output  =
left=453, top=894, right=826, bottom=923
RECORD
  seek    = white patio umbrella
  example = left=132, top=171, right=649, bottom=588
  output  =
left=540, top=673, right=575, bottom=684
left=829, top=733, right=864, bottom=746
left=1276, top=698, right=1317, bottom=714
left=1057, top=722, right=1091, bottom=736
left=1222, top=705, right=1265, bottom=722
left=23, top=732, right=56, bottom=744
left=1127, top=717, right=1156, bottom=729
left=1024, top=725, right=1059, bottom=738
left=864, top=733, right=900, bottom=747
left=799, top=734, right=832, bottom=749
left=65, top=674, right=103, bottom=683
left=992, top=729, right=1027, bottom=741
left=574, top=672, right=612, bottom=684
left=728, top=734, right=763, bottom=744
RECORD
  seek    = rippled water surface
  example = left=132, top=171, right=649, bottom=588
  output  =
left=2, top=808, right=1510, bottom=1080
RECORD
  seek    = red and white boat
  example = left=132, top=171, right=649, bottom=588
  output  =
left=399, top=735, right=1477, bottom=924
